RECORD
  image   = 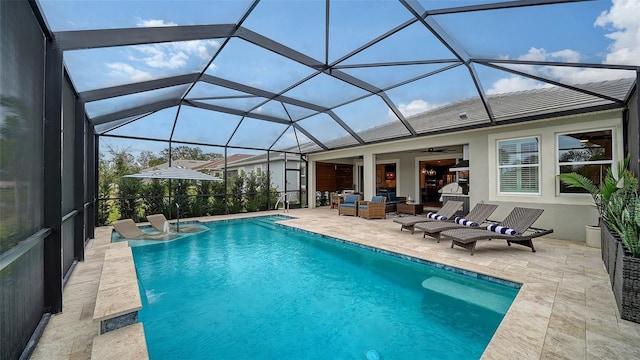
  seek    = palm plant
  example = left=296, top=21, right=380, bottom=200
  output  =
left=560, top=154, right=640, bottom=258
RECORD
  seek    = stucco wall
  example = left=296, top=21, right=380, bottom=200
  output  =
left=310, top=109, right=624, bottom=243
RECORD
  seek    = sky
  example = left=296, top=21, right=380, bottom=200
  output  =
left=37, top=0, right=640, bottom=159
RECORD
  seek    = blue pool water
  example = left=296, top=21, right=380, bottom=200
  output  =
left=132, top=216, right=519, bottom=359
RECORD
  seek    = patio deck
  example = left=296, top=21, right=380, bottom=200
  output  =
left=31, top=207, right=640, bottom=359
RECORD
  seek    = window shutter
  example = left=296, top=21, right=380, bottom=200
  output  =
left=498, top=137, right=540, bottom=194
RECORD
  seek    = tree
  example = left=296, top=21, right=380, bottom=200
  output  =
left=244, top=171, right=260, bottom=212
left=107, top=146, right=143, bottom=221
left=169, top=180, right=191, bottom=219
left=137, top=150, right=164, bottom=168
left=97, top=153, right=113, bottom=226
left=227, top=173, right=245, bottom=213
left=142, top=179, right=166, bottom=216
left=160, top=146, right=223, bottom=161
left=190, top=180, right=213, bottom=216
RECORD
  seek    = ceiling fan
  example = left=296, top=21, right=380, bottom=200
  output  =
left=424, top=147, right=456, bottom=153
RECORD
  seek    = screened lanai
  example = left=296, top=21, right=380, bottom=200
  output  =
left=1, top=0, right=640, bottom=359
left=39, top=0, right=639, bottom=154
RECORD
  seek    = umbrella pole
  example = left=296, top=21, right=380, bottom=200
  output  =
left=176, top=202, right=180, bottom=232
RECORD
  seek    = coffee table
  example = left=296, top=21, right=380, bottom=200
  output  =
left=396, top=202, right=424, bottom=215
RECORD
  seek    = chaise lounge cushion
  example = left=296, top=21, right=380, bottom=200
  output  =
left=340, top=194, right=360, bottom=208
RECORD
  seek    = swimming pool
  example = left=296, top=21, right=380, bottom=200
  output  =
left=132, top=216, right=519, bottom=359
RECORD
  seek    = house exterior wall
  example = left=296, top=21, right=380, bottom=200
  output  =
left=310, top=109, right=625, bottom=242
left=226, top=159, right=301, bottom=194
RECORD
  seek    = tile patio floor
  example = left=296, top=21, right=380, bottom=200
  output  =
left=31, top=207, right=640, bottom=359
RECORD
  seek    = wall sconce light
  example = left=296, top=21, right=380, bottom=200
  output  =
left=421, top=167, right=427, bottom=174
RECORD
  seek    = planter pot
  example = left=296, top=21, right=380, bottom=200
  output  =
left=613, top=246, right=640, bottom=323
left=602, top=223, right=619, bottom=281
left=585, top=225, right=601, bottom=248
left=602, top=222, right=640, bottom=323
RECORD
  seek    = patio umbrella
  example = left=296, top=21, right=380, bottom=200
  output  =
left=123, top=166, right=222, bottom=231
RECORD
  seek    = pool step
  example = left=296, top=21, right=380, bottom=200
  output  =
left=421, top=277, right=512, bottom=313
left=91, top=322, right=148, bottom=360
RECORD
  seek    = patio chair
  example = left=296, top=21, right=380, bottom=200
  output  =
left=330, top=192, right=343, bottom=209
left=441, top=207, right=553, bottom=255
left=414, top=203, right=498, bottom=242
left=146, top=214, right=204, bottom=233
left=112, top=219, right=179, bottom=240
left=338, top=194, right=361, bottom=216
left=358, top=196, right=387, bottom=220
left=392, top=200, right=464, bottom=234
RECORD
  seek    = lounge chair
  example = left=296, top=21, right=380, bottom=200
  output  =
left=146, top=214, right=204, bottom=233
left=358, top=196, right=387, bottom=220
left=392, top=200, right=463, bottom=234
left=338, top=194, right=361, bottom=216
left=414, top=203, right=499, bottom=242
left=440, top=207, right=553, bottom=255
left=112, top=219, right=179, bottom=240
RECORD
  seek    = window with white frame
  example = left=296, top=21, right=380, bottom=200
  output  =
left=557, top=129, right=612, bottom=194
left=255, top=166, right=262, bottom=175
left=498, top=137, right=540, bottom=194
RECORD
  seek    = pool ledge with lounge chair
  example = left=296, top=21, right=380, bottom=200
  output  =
left=415, top=203, right=499, bottom=242
left=393, top=200, right=463, bottom=233
left=111, top=219, right=180, bottom=241
left=146, top=214, right=207, bottom=233
left=441, top=207, right=553, bottom=255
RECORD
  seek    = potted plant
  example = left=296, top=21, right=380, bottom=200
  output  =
left=561, top=155, right=640, bottom=323
left=557, top=156, right=630, bottom=247
left=603, top=180, right=640, bottom=323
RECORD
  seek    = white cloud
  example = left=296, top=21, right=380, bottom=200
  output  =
left=391, top=99, right=437, bottom=118
left=488, top=0, right=639, bottom=93
left=550, top=49, right=582, bottom=63
left=595, top=0, right=640, bottom=65
left=106, top=62, right=155, bottom=82
left=103, top=19, right=221, bottom=80
left=486, top=76, right=548, bottom=95
left=136, top=19, right=177, bottom=27
left=134, top=45, right=189, bottom=69
left=128, top=39, right=221, bottom=69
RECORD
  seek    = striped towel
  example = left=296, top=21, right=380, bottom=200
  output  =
left=427, top=212, right=447, bottom=221
left=454, top=217, right=478, bottom=227
left=487, top=224, right=521, bottom=236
